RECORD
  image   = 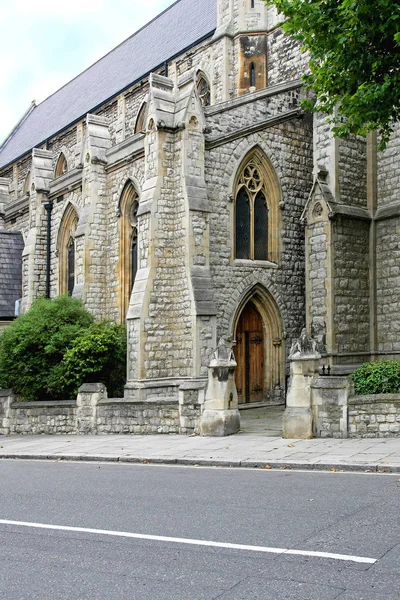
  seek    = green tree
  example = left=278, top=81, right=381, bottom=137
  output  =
left=60, top=322, right=127, bottom=398
left=266, top=0, right=400, bottom=149
left=0, top=296, right=93, bottom=401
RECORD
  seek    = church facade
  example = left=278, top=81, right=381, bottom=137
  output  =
left=0, top=0, right=399, bottom=427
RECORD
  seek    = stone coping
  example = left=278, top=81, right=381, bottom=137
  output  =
left=10, top=400, right=76, bottom=408
left=98, top=398, right=178, bottom=406
left=349, top=393, right=400, bottom=405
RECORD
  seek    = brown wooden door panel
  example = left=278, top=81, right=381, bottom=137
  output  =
left=234, top=302, right=264, bottom=404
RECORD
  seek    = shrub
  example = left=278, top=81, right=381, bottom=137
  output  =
left=59, top=322, right=127, bottom=398
left=0, top=296, right=93, bottom=401
left=350, top=361, right=400, bottom=395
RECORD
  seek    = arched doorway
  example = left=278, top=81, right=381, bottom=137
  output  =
left=235, top=302, right=264, bottom=404
left=233, top=289, right=285, bottom=405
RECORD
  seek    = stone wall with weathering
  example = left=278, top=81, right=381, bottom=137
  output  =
left=338, top=136, right=367, bottom=208
left=377, top=123, right=400, bottom=208
left=348, top=394, right=400, bottom=438
left=376, top=216, right=400, bottom=354
left=333, top=217, right=370, bottom=354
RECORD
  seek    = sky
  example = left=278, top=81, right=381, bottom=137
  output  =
left=0, top=0, right=174, bottom=143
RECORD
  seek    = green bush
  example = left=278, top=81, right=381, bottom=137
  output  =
left=0, top=296, right=93, bottom=401
left=60, top=322, right=127, bottom=398
left=350, top=361, right=400, bottom=395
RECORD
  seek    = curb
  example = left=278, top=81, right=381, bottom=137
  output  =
left=0, top=453, right=399, bottom=473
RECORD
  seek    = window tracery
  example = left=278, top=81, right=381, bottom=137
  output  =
left=234, top=150, right=280, bottom=264
left=196, top=72, right=211, bottom=107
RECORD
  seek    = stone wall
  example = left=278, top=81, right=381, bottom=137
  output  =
left=376, top=216, right=400, bottom=354
left=377, top=122, right=400, bottom=208
left=0, top=384, right=202, bottom=436
left=333, top=217, right=370, bottom=354
left=348, top=394, right=400, bottom=438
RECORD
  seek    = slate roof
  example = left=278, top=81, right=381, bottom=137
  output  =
left=0, top=0, right=217, bottom=170
left=0, top=231, right=24, bottom=319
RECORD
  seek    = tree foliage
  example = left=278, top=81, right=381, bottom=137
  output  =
left=0, top=296, right=93, bottom=401
left=350, top=361, right=400, bottom=395
left=266, top=0, right=400, bottom=149
left=0, top=297, right=127, bottom=401
left=60, top=322, right=127, bottom=398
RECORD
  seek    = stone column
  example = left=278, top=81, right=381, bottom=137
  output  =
left=0, top=389, right=15, bottom=435
left=76, top=382, right=107, bottom=434
left=21, top=148, right=53, bottom=312
left=283, top=329, right=320, bottom=439
left=199, top=338, right=240, bottom=436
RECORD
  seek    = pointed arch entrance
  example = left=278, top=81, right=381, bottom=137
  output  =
left=233, top=287, right=284, bottom=404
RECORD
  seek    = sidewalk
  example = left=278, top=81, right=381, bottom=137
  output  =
left=1, top=431, right=400, bottom=473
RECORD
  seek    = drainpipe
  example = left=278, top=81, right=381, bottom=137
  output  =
left=44, top=200, right=53, bottom=299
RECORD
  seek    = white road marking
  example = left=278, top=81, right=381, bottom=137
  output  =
left=0, top=519, right=377, bottom=564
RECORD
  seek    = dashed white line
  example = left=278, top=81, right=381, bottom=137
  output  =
left=0, top=519, right=377, bottom=564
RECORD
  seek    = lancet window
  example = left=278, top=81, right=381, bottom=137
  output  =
left=57, top=204, right=78, bottom=296
left=119, top=181, right=139, bottom=322
left=55, top=153, right=68, bottom=178
left=135, top=103, right=147, bottom=134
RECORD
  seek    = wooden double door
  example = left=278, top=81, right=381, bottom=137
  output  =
left=234, top=301, right=264, bottom=404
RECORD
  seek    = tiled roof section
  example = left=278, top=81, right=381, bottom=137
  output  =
left=0, top=231, right=24, bottom=318
left=0, top=0, right=217, bottom=170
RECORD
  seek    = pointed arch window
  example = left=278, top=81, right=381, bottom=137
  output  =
left=57, top=204, right=78, bottom=296
left=67, top=238, right=75, bottom=296
left=55, top=153, right=68, bottom=178
left=119, top=181, right=139, bottom=322
left=135, top=103, right=147, bottom=134
left=196, top=71, right=211, bottom=107
left=234, top=150, right=280, bottom=263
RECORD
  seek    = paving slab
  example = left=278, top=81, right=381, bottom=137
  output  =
left=1, top=432, right=400, bottom=472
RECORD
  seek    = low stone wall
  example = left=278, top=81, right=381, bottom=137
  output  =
left=97, top=399, right=180, bottom=434
left=0, top=383, right=204, bottom=436
left=348, top=394, right=400, bottom=438
left=311, top=376, right=350, bottom=439
left=10, top=401, right=76, bottom=435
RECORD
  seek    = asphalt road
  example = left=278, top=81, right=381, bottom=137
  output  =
left=0, top=460, right=399, bottom=599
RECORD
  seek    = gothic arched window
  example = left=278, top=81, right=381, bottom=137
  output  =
left=119, top=181, right=139, bottom=322
left=67, top=238, right=75, bottom=296
left=57, top=203, right=78, bottom=296
left=196, top=71, right=211, bottom=107
left=234, top=149, right=280, bottom=263
left=135, top=103, right=147, bottom=134
left=55, top=153, right=68, bottom=178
